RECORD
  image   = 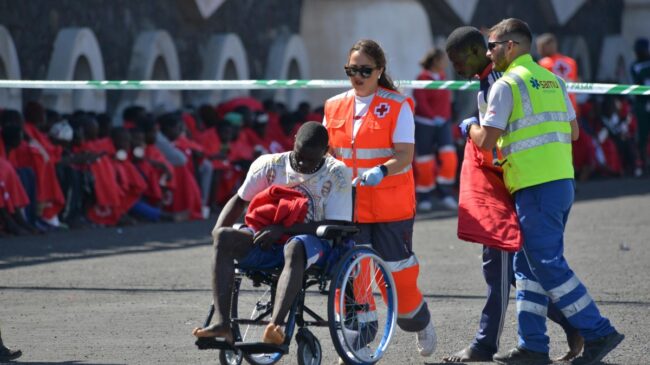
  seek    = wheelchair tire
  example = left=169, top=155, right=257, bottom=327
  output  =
left=219, top=349, right=243, bottom=365
left=230, top=276, right=288, bottom=365
left=296, top=333, right=322, bottom=365
left=327, top=246, right=397, bottom=365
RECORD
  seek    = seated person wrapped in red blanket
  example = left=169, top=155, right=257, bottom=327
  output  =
left=192, top=122, right=352, bottom=345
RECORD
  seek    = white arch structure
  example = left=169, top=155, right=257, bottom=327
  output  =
left=42, top=27, right=106, bottom=113
left=264, top=34, right=311, bottom=110
left=300, top=0, right=433, bottom=107
left=120, top=30, right=182, bottom=114
left=598, top=36, right=633, bottom=83
left=0, top=25, right=21, bottom=110
left=194, top=33, right=250, bottom=105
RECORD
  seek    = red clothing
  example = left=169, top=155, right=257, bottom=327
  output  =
left=24, top=122, right=63, bottom=163
left=135, top=145, right=176, bottom=204
left=266, top=118, right=298, bottom=153
left=413, top=70, right=452, bottom=121
left=193, top=128, right=228, bottom=169
left=457, top=139, right=522, bottom=252
left=112, top=159, right=148, bottom=212
left=0, top=158, right=30, bottom=213
left=162, top=136, right=203, bottom=220
left=8, top=141, right=64, bottom=219
left=77, top=140, right=123, bottom=225
left=244, top=185, right=308, bottom=239
left=239, top=128, right=272, bottom=156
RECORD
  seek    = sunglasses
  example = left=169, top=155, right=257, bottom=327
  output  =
left=487, top=40, right=520, bottom=50
left=344, top=65, right=377, bottom=78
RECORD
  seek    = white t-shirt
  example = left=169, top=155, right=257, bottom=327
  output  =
left=322, top=90, right=415, bottom=143
left=482, top=77, right=576, bottom=130
left=237, top=152, right=353, bottom=222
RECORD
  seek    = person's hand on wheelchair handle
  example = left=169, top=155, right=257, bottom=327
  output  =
left=458, top=116, right=479, bottom=139
left=253, top=225, right=284, bottom=250
left=352, top=165, right=387, bottom=187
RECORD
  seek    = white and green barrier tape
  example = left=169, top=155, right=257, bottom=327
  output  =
left=0, top=79, right=648, bottom=95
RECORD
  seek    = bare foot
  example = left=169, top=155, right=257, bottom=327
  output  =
left=443, top=346, right=493, bottom=362
left=554, top=331, right=584, bottom=361
left=192, top=323, right=233, bottom=343
left=262, top=324, right=285, bottom=345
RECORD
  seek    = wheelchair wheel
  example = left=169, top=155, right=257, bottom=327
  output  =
left=219, top=348, right=243, bottom=365
left=327, top=246, right=397, bottom=365
left=296, top=330, right=322, bottom=365
left=231, top=276, right=289, bottom=365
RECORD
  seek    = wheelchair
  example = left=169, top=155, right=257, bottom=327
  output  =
left=195, top=225, right=398, bottom=365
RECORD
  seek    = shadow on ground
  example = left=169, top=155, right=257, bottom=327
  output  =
left=0, top=219, right=214, bottom=270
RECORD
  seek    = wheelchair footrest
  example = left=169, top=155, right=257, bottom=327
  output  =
left=195, top=337, right=236, bottom=350
left=235, top=342, right=288, bottom=354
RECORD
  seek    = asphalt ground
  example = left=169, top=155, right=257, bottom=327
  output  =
left=1, top=177, right=649, bottom=365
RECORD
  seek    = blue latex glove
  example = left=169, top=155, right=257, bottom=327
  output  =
left=352, top=166, right=385, bottom=186
left=458, top=116, right=479, bottom=139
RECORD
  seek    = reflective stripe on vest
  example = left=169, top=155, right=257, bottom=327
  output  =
left=325, top=88, right=416, bottom=222
left=497, top=55, right=575, bottom=193
left=500, top=72, right=572, bottom=153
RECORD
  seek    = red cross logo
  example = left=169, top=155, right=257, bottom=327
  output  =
left=374, top=103, right=390, bottom=118
left=553, top=60, right=570, bottom=78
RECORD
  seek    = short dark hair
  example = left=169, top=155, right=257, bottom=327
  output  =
left=295, top=121, right=328, bottom=150
left=446, top=26, right=486, bottom=54
left=488, top=18, right=532, bottom=45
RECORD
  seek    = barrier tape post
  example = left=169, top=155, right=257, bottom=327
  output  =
left=0, top=80, right=649, bottom=95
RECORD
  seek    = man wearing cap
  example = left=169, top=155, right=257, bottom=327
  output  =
left=631, top=37, right=650, bottom=177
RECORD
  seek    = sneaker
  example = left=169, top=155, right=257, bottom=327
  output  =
left=417, top=199, right=433, bottom=212
left=493, top=346, right=551, bottom=365
left=416, top=320, right=437, bottom=357
left=0, top=344, right=22, bottom=362
left=571, top=331, right=624, bottom=365
left=440, top=195, right=458, bottom=211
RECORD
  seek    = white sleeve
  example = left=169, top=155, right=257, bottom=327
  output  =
left=392, top=103, right=415, bottom=144
left=323, top=167, right=353, bottom=222
left=481, top=80, right=512, bottom=131
left=322, top=115, right=328, bottom=127
left=236, top=157, right=270, bottom=201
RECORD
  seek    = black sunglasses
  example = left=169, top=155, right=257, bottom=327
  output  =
left=487, top=40, right=520, bottom=50
left=344, top=65, right=377, bottom=78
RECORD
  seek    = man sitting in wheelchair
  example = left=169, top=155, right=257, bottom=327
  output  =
left=192, top=122, right=352, bottom=345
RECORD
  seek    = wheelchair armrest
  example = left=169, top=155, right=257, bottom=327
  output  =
left=232, top=223, right=246, bottom=230
left=316, top=225, right=359, bottom=240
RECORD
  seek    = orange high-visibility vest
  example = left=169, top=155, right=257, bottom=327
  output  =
left=325, top=88, right=416, bottom=223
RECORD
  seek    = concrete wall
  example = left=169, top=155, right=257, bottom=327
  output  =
left=301, top=0, right=433, bottom=106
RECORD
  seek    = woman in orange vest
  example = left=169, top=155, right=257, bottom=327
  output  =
left=323, top=39, right=436, bottom=358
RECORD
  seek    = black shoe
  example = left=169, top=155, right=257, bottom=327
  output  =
left=493, top=346, right=551, bottom=365
left=571, top=331, right=624, bottom=365
left=0, top=344, right=22, bottom=361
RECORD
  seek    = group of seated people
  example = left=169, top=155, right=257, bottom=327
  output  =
left=571, top=95, right=647, bottom=180
left=0, top=98, right=323, bottom=236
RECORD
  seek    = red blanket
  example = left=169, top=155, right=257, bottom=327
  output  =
left=0, top=158, right=30, bottom=213
left=457, top=140, right=522, bottom=252
left=244, top=185, right=308, bottom=238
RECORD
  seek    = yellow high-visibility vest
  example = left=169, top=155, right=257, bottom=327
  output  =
left=497, top=54, right=574, bottom=193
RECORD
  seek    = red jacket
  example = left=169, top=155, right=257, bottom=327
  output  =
left=413, top=70, right=452, bottom=121
left=457, top=139, right=522, bottom=252
left=244, top=185, right=308, bottom=237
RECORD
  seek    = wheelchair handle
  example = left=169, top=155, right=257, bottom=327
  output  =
left=315, top=225, right=359, bottom=240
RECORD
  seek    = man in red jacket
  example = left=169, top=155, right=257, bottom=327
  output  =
left=193, top=122, right=352, bottom=345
